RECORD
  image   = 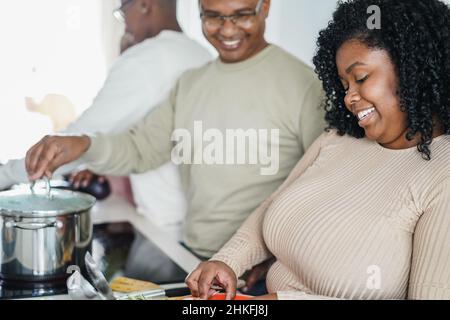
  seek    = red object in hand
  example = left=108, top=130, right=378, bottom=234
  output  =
left=208, top=293, right=253, bottom=300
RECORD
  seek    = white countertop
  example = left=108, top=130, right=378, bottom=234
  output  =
left=22, top=195, right=201, bottom=300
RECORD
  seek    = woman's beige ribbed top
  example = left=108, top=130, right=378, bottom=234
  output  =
left=212, top=130, right=450, bottom=300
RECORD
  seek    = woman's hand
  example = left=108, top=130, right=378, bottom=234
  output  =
left=25, top=135, right=91, bottom=181
left=185, top=261, right=237, bottom=300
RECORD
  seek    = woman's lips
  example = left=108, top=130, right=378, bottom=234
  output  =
left=356, top=106, right=376, bottom=127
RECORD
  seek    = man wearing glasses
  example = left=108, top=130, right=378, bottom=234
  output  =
left=24, top=0, right=326, bottom=294
left=0, top=0, right=211, bottom=239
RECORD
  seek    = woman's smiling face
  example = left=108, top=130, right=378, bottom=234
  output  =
left=336, top=40, right=416, bottom=149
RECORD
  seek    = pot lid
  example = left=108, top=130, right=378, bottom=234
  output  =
left=0, top=187, right=96, bottom=217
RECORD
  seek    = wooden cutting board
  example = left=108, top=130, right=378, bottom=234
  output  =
left=109, top=277, right=162, bottom=293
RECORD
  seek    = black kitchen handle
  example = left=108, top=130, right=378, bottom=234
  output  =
left=164, top=286, right=192, bottom=298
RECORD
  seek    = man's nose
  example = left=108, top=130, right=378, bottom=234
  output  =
left=219, top=19, right=238, bottom=38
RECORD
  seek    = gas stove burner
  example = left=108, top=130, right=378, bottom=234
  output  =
left=0, top=278, right=68, bottom=300
left=0, top=222, right=188, bottom=299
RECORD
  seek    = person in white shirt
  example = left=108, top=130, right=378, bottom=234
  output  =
left=0, top=0, right=212, bottom=239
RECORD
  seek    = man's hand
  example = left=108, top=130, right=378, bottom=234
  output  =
left=185, top=261, right=237, bottom=300
left=242, top=257, right=275, bottom=293
left=70, top=169, right=105, bottom=189
left=25, top=135, right=91, bottom=181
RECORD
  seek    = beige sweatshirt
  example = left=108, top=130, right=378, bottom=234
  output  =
left=83, top=45, right=326, bottom=257
left=212, top=130, right=450, bottom=300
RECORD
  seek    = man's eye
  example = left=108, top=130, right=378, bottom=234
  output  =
left=205, top=14, right=220, bottom=18
left=236, top=12, right=253, bottom=17
left=356, top=75, right=369, bottom=84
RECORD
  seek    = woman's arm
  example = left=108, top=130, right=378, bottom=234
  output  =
left=211, top=131, right=333, bottom=279
left=408, top=178, right=450, bottom=299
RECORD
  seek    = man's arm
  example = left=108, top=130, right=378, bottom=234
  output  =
left=82, top=87, right=177, bottom=176
left=25, top=84, right=178, bottom=181
left=0, top=54, right=168, bottom=189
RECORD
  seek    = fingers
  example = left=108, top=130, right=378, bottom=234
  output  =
left=25, top=141, right=44, bottom=179
left=185, top=267, right=202, bottom=298
left=25, top=135, right=88, bottom=182
left=219, top=274, right=237, bottom=301
left=198, top=267, right=217, bottom=300
left=31, top=142, right=60, bottom=181
left=186, top=262, right=237, bottom=301
left=26, top=136, right=58, bottom=181
left=243, top=270, right=259, bottom=293
left=70, top=170, right=95, bottom=189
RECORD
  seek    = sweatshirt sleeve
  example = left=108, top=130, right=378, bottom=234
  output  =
left=81, top=83, right=177, bottom=176
left=64, top=55, right=164, bottom=135
left=298, top=79, right=327, bottom=152
left=0, top=158, right=84, bottom=190
left=0, top=159, right=29, bottom=190
left=0, top=54, right=165, bottom=189
left=211, top=131, right=332, bottom=278
left=408, top=178, right=450, bottom=300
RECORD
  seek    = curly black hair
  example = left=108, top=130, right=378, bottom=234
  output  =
left=313, top=0, right=450, bottom=160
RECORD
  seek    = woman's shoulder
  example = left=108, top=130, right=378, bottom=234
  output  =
left=431, top=134, right=450, bottom=154
left=428, top=134, right=450, bottom=169
left=316, top=129, right=359, bottom=148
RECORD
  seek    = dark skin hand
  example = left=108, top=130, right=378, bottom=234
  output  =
left=70, top=169, right=106, bottom=189
left=186, top=259, right=278, bottom=300
left=25, top=135, right=91, bottom=181
left=186, top=261, right=238, bottom=300
left=241, top=257, right=275, bottom=293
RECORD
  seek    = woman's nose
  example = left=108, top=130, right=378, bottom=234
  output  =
left=344, top=89, right=361, bottom=112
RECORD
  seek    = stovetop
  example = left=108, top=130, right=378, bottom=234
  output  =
left=0, top=222, right=188, bottom=300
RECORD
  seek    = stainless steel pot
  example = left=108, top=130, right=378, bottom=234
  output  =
left=0, top=180, right=96, bottom=281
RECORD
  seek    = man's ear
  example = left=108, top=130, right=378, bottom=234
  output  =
left=262, top=0, right=271, bottom=18
left=139, top=0, right=153, bottom=15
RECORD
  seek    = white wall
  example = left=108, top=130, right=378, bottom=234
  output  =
left=265, top=0, right=337, bottom=66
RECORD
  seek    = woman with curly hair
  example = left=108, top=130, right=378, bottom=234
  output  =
left=187, top=0, right=449, bottom=300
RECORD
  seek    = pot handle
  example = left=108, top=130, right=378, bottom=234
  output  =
left=5, top=220, right=63, bottom=230
left=30, top=176, right=52, bottom=199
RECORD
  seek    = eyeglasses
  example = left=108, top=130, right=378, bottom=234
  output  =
left=200, top=0, right=264, bottom=29
left=113, top=0, right=134, bottom=22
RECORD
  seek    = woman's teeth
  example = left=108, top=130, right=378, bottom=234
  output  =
left=357, top=107, right=375, bottom=121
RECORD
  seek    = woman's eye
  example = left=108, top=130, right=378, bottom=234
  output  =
left=356, top=75, right=369, bottom=84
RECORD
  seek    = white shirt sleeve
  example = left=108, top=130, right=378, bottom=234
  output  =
left=0, top=51, right=166, bottom=189
left=64, top=54, right=166, bottom=135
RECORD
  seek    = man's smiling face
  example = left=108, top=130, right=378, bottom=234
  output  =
left=200, top=0, right=270, bottom=63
